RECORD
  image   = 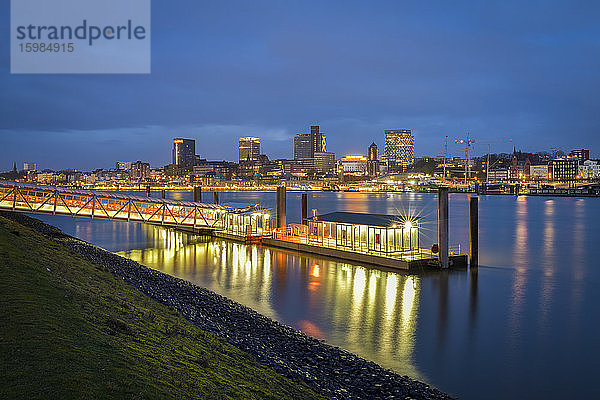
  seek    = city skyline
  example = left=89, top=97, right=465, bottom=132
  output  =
left=2, top=1, right=600, bottom=170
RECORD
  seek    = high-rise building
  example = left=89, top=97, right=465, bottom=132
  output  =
left=367, top=142, right=379, bottom=177
left=238, top=137, right=261, bottom=162
left=294, top=125, right=326, bottom=160
left=384, top=129, right=414, bottom=172
left=172, top=138, right=196, bottom=168
left=130, top=161, right=150, bottom=179
left=310, top=125, right=326, bottom=155
left=294, top=133, right=312, bottom=160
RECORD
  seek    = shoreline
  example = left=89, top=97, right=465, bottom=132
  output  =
left=3, top=211, right=453, bottom=400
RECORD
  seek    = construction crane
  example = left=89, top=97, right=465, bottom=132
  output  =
left=454, top=135, right=513, bottom=185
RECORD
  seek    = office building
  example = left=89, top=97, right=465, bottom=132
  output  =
left=130, top=161, right=150, bottom=179
left=310, top=125, right=326, bottom=155
left=384, top=129, right=414, bottom=172
left=294, top=133, right=312, bottom=160
left=569, top=149, right=590, bottom=161
left=551, top=158, right=579, bottom=181
left=314, top=151, right=336, bottom=174
left=367, top=142, right=379, bottom=177
left=172, top=138, right=196, bottom=168
left=238, top=137, right=261, bottom=162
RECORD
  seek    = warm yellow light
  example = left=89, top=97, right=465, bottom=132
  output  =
left=311, top=264, right=320, bottom=278
left=404, top=221, right=413, bottom=229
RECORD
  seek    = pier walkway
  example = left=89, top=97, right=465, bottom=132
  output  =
left=0, top=181, right=270, bottom=236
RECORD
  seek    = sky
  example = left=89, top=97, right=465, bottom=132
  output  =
left=1, top=0, right=600, bottom=171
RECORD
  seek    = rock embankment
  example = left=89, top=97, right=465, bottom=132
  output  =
left=4, top=212, right=453, bottom=400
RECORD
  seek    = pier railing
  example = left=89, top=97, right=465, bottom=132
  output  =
left=0, top=181, right=270, bottom=234
left=272, top=226, right=443, bottom=262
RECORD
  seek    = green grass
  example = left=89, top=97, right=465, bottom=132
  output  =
left=0, top=216, right=325, bottom=400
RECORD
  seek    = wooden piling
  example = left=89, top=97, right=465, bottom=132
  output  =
left=193, top=186, right=202, bottom=203
left=301, top=193, right=308, bottom=225
left=277, top=186, right=286, bottom=229
left=438, top=187, right=449, bottom=268
left=213, top=192, right=219, bottom=205
left=161, top=189, right=166, bottom=199
left=470, top=196, right=479, bottom=268
left=146, top=185, right=151, bottom=197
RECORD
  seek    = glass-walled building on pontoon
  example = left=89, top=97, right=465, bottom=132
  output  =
left=306, top=212, right=420, bottom=254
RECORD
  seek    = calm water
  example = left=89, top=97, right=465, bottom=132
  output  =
left=33, top=192, right=600, bottom=399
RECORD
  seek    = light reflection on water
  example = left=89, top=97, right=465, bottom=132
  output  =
left=33, top=192, right=600, bottom=400
left=118, top=225, right=424, bottom=380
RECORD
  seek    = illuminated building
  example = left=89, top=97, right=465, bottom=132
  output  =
left=339, top=155, right=368, bottom=175
left=310, top=125, right=327, bottom=155
left=384, top=129, right=414, bottom=172
left=238, top=137, right=261, bottom=162
left=130, top=160, right=150, bottom=179
left=313, top=152, right=336, bottom=173
left=307, top=211, right=420, bottom=254
left=569, top=149, right=590, bottom=161
left=367, top=142, right=379, bottom=177
left=294, top=125, right=326, bottom=160
left=172, top=138, right=196, bottom=168
left=551, top=158, right=579, bottom=182
left=23, top=162, right=37, bottom=172
left=115, top=161, right=132, bottom=171
left=294, top=133, right=311, bottom=160
left=578, top=160, right=600, bottom=179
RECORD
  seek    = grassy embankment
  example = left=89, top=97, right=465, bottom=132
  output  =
left=0, top=215, right=324, bottom=400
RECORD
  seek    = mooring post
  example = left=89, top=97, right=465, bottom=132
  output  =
left=438, top=187, right=449, bottom=268
left=470, top=196, right=479, bottom=268
left=277, top=186, right=286, bottom=229
left=146, top=185, right=151, bottom=197
left=193, top=186, right=202, bottom=203
left=301, top=193, right=308, bottom=226
left=213, top=191, right=219, bottom=205
left=161, top=189, right=166, bottom=199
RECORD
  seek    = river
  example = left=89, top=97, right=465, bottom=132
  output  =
left=32, top=191, right=600, bottom=399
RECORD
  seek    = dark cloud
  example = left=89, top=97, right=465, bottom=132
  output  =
left=1, top=0, right=599, bottom=170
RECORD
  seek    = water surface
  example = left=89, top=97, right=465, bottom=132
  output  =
left=33, top=192, right=600, bottom=399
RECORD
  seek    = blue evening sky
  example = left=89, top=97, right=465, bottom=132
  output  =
left=1, top=0, right=599, bottom=170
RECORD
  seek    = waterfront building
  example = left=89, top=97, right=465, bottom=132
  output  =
left=487, top=169, right=509, bottom=182
left=509, top=156, right=531, bottom=181
left=384, top=129, right=414, bottom=172
left=314, top=152, right=336, bottom=174
left=550, top=158, right=579, bottom=182
left=339, top=155, right=368, bottom=175
left=578, top=160, right=600, bottom=180
left=529, top=164, right=551, bottom=181
left=569, top=149, right=590, bottom=161
left=172, top=138, right=196, bottom=168
left=238, top=137, right=261, bottom=162
left=307, top=211, right=420, bottom=254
